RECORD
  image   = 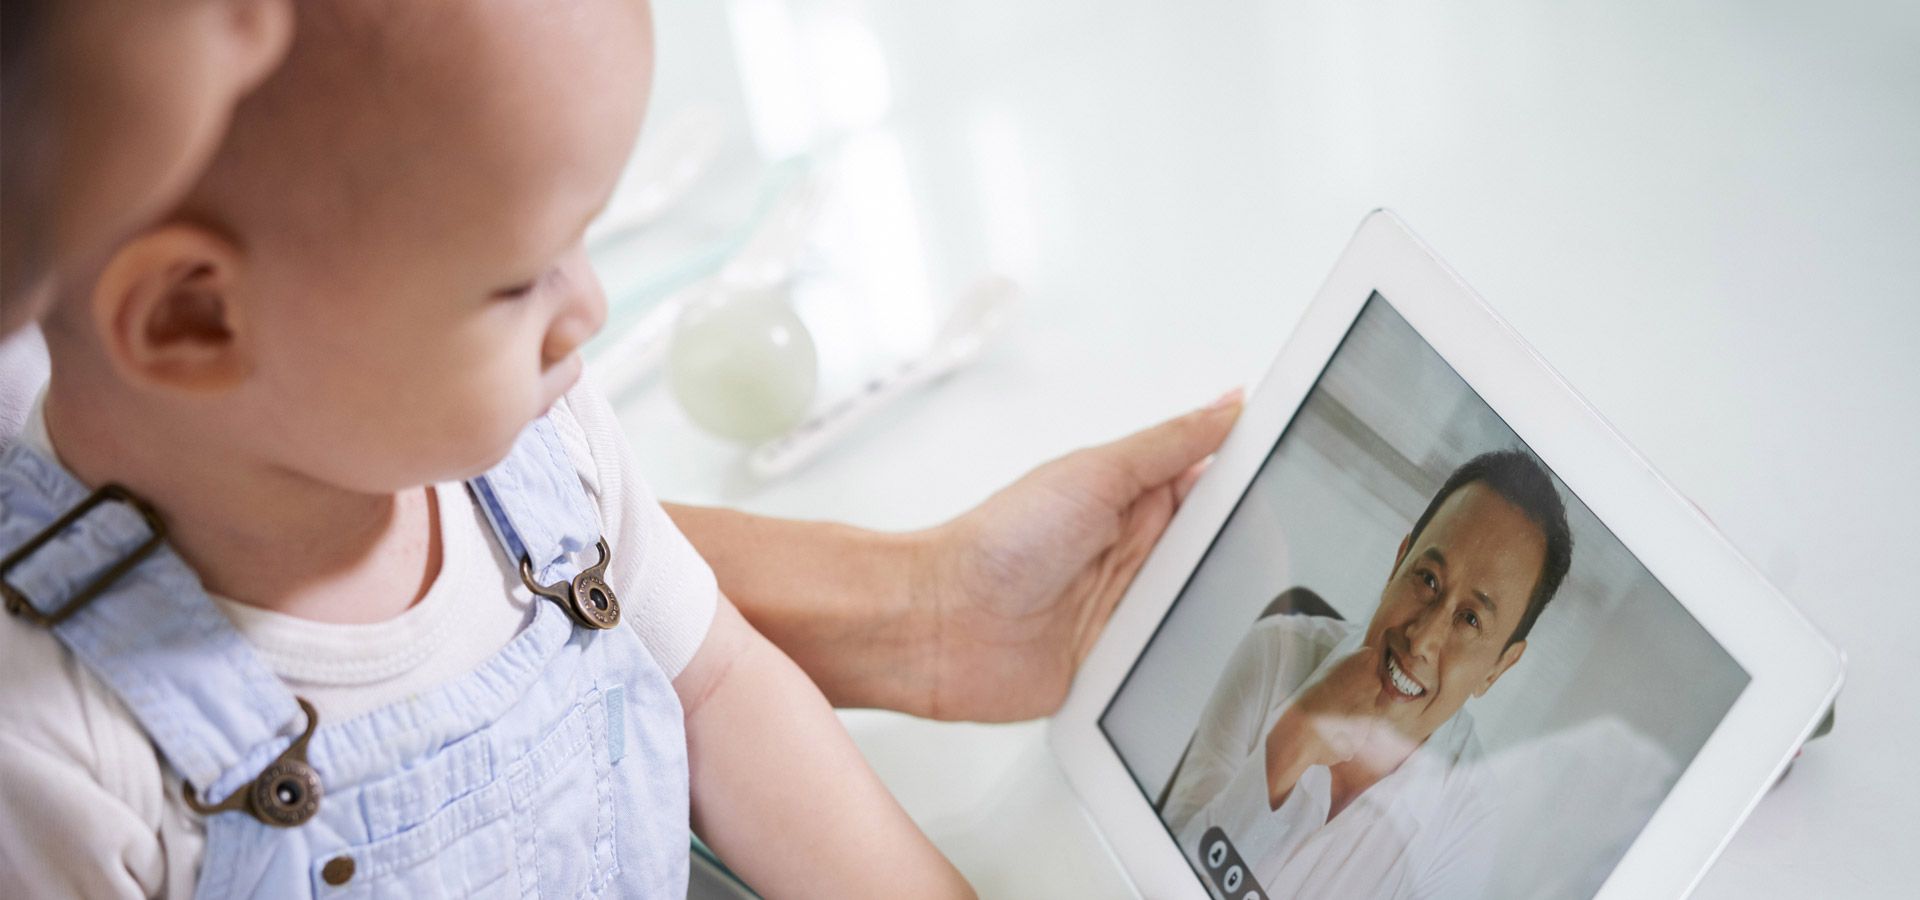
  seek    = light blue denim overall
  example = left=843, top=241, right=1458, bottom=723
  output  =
left=0, top=415, right=690, bottom=897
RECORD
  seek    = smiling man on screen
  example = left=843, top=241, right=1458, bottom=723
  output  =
left=1163, top=449, right=1574, bottom=899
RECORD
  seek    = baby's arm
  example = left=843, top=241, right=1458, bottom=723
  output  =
left=552, top=380, right=966, bottom=893
left=674, top=593, right=974, bottom=898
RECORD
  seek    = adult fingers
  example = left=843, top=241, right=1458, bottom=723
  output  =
left=1070, top=482, right=1179, bottom=669
left=1085, top=388, right=1243, bottom=501
left=1171, top=458, right=1210, bottom=505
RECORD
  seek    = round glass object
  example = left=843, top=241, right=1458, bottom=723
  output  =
left=668, top=284, right=818, bottom=443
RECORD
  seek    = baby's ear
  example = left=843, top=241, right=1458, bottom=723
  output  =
left=88, top=222, right=253, bottom=393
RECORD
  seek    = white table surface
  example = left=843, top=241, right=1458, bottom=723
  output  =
left=599, top=2, right=1920, bottom=897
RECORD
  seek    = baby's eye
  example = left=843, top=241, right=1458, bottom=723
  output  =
left=492, top=279, right=539, bottom=300
left=1461, top=610, right=1480, bottom=629
left=492, top=266, right=558, bottom=300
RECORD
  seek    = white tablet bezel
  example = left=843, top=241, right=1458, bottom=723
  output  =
left=1049, top=210, right=1844, bottom=900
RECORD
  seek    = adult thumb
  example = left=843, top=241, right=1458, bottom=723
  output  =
left=1092, top=388, right=1244, bottom=495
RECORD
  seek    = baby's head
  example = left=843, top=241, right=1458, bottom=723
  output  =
left=2, top=0, right=293, bottom=332
left=46, top=0, right=652, bottom=492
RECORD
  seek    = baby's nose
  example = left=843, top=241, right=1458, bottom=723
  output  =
left=543, top=317, right=593, bottom=369
left=542, top=258, right=608, bottom=367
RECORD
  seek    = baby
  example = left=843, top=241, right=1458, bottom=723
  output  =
left=0, top=0, right=970, bottom=896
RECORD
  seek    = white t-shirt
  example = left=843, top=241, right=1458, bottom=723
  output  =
left=0, top=324, right=47, bottom=453
left=1162, top=615, right=1498, bottom=900
left=0, top=378, right=718, bottom=899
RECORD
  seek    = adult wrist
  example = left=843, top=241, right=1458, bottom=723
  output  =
left=902, top=519, right=982, bottom=719
left=668, top=504, right=936, bottom=716
left=768, top=522, right=933, bottom=718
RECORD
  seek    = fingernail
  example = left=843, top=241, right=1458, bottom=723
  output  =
left=1206, top=387, right=1245, bottom=411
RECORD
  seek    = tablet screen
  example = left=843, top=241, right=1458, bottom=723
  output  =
left=1098, top=294, right=1750, bottom=900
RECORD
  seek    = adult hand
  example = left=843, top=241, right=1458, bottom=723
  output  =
left=1262, top=646, right=1390, bottom=807
left=911, top=390, right=1243, bottom=721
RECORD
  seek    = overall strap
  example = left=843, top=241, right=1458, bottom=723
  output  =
left=0, top=443, right=303, bottom=793
left=468, top=415, right=619, bottom=628
left=0, top=412, right=608, bottom=812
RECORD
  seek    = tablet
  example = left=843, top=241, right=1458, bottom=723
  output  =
left=1049, top=211, right=1843, bottom=900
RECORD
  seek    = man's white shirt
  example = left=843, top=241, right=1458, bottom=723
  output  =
left=1162, top=615, right=1498, bottom=900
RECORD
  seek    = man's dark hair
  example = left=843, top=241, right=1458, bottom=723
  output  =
left=1405, top=449, right=1573, bottom=648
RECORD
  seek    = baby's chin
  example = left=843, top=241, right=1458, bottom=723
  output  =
left=392, top=426, right=536, bottom=487
left=327, top=394, right=570, bottom=490
left=456, top=430, right=536, bottom=481
left=455, top=404, right=569, bottom=479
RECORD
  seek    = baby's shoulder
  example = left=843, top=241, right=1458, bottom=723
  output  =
left=1, top=613, right=103, bottom=755
left=547, top=395, right=602, bottom=492
left=548, top=374, right=661, bottom=544
left=0, top=615, right=188, bottom=895
left=0, top=613, right=176, bottom=895
left=547, top=375, right=631, bottom=505
left=0, top=614, right=163, bottom=801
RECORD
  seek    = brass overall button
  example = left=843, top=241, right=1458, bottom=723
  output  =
left=519, top=537, right=622, bottom=630
left=570, top=568, right=621, bottom=630
left=183, top=697, right=326, bottom=829
left=321, top=855, right=356, bottom=886
left=251, top=757, right=323, bottom=827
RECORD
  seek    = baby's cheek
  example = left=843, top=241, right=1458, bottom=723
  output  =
left=449, top=383, right=539, bottom=469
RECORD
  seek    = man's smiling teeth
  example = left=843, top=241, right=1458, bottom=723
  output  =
left=1386, top=653, right=1427, bottom=697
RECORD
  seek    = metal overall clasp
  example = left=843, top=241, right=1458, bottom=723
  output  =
left=1, top=483, right=166, bottom=627
left=519, top=537, right=620, bottom=629
left=185, top=697, right=324, bottom=828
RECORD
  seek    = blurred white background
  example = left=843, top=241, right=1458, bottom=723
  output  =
left=592, top=1, right=1919, bottom=896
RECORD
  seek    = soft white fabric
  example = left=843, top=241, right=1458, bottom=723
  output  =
left=1162, top=615, right=1498, bottom=900
left=0, top=324, right=48, bottom=452
left=207, top=480, right=531, bottom=723
left=0, top=376, right=716, bottom=898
